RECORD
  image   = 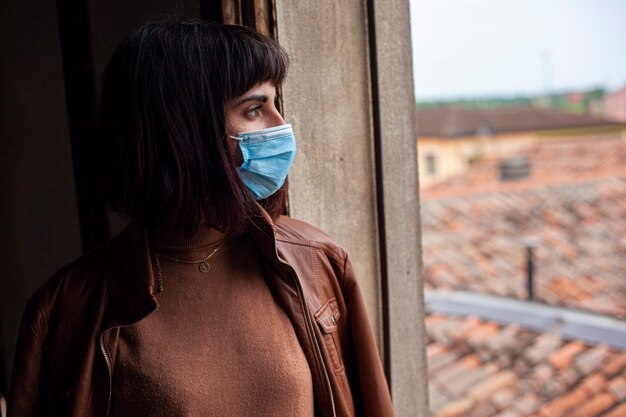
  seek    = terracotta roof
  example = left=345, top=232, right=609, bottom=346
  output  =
left=422, top=134, right=626, bottom=199
left=426, top=312, right=626, bottom=417
left=423, top=134, right=626, bottom=415
left=420, top=135, right=626, bottom=318
left=416, top=106, right=624, bottom=138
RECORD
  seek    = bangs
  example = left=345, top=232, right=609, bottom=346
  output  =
left=220, top=25, right=289, bottom=99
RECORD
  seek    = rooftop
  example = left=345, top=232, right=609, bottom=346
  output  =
left=416, top=106, right=624, bottom=138
left=420, top=135, right=626, bottom=318
left=426, top=311, right=626, bottom=417
left=422, top=134, right=626, bottom=199
left=422, top=129, right=626, bottom=416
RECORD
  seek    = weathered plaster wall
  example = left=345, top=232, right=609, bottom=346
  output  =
left=372, top=0, right=430, bottom=414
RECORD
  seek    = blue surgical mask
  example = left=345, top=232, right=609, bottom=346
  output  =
left=229, top=123, right=297, bottom=200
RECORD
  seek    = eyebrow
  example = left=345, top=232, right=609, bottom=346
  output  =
left=235, top=94, right=268, bottom=106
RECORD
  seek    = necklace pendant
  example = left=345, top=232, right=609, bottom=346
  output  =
left=199, top=262, right=210, bottom=273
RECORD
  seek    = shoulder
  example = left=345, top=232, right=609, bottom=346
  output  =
left=273, top=215, right=348, bottom=265
left=38, top=234, right=119, bottom=292
left=23, top=234, right=121, bottom=335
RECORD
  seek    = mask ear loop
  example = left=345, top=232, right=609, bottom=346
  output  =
left=228, top=135, right=242, bottom=141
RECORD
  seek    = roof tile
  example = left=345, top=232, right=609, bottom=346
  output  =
left=543, top=375, right=568, bottom=399
left=467, top=370, right=517, bottom=403
left=429, top=350, right=462, bottom=373
left=433, top=354, right=482, bottom=386
left=493, top=411, right=519, bottom=417
left=489, top=387, right=517, bottom=412
left=435, top=397, right=475, bottom=417
left=509, top=393, right=541, bottom=416
left=571, top=392, right=615, bottom=417
left=603, top=353, right=626, bottom=378
left=430, top=383, right=451, bottom=412
left=529, top=363, right=556, bottom=392
left=603, top=402, right=626, bottom=417
left=551, top=367, right=580, bottom=394
left=469, top=402, right=499, bottom=417
left=526, top=334, right=564, bottom=365
left=608, top=376, right=626, bottom=402
left=537, top=387, right=588, bottom=416
left=548, top=341, right=586, bottom=369
left=446, top=364, right=499, bottom=397
left=428, top=343, right=447, bottom=358
left=578, top=373, right=608, bottom=397
left=485, top=324, right=523, bottom=355
left=467, top=322, right=501, bottom=349
left=574, top=345, right=610, bottom=375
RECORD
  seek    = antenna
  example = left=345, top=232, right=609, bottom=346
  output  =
left=542, top=52, right=553, bottom=99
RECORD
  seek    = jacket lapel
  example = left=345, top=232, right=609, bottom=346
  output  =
left=102, top=222, right=160, bottom=328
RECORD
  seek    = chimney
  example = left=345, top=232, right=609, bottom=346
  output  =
left=520, top=237, right=539, bottom=301
left=499, top=155, right=530, bottom=181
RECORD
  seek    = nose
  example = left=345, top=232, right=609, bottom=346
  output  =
left=269, top=104, right=286, bottom=127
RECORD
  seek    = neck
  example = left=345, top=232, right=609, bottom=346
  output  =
left=147, top=224, right=227, bottom=251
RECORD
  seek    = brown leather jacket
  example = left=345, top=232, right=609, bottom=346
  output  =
left=8, top=209, right=394, bottom=417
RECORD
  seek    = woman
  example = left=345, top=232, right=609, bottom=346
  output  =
left=8, top=19, right=394, bottom=417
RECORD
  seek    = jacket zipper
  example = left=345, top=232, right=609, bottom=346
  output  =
left=99, top=306, right=159, bottom=417
left=299, top=279, right=337, bottom=417
left=98, top=333, right=112, bottom=417
left=271, top=230, right=337, bottom=417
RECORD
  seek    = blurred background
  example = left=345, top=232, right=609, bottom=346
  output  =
left=412, top=1, right=626, bottom=416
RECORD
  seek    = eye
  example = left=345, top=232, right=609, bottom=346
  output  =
left=245, top=105, right=262, bottom=119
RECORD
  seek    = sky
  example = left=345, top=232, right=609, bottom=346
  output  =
left=409, top=0, right=626, bottom=100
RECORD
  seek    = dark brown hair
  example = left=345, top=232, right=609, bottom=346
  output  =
left=96, top=18, right=289, bottom=236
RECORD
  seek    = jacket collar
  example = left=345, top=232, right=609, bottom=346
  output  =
left=103, top=221, right=159, bottom=326
left=245, top=203, right=281, bottom=260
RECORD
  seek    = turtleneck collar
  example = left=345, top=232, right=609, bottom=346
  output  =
left=147, top=224, right=228, bottom=252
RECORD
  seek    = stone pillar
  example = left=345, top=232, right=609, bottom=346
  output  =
left=276, top=1, right=429, bottom=415
left=368, top=0, right=430, bottom=414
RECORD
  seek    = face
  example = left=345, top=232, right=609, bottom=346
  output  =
left=225, top=81, right=285, bottom=160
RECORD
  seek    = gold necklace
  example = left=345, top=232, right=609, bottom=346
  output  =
left=152, top=239, right=229, bottom=292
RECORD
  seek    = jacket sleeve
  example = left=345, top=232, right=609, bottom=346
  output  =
left=341, top=253, right=395, bottom=417
left=7, top=294, right=47, bottom=417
